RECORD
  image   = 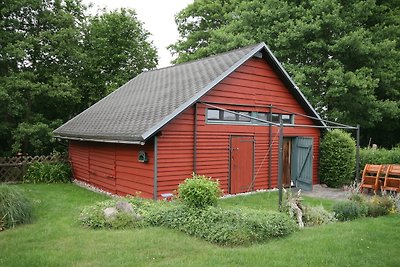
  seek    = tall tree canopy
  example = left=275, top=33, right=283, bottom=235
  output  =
left=170, top=0, right=400, bottom=147
left=0, top=0, right=157, bottom=156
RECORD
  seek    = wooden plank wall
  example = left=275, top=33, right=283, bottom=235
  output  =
left=157, top=109, right=195, bottom=197
left=69, top=141, right=154, bottom=198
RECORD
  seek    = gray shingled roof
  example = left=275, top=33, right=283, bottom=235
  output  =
left=54, top=42, right=324, bottom=144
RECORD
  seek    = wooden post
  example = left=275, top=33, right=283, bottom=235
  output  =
left=278, top=121, right=284, bottom=209
left=356, top=124, right=360, bottom=181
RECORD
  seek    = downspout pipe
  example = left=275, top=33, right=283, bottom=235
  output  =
left=153, top=135, right=158, bottom=200
left=194, top=103, right=197, bottom=173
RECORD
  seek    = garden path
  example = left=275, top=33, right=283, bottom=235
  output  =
left=296, top=184, right=348, bottom=200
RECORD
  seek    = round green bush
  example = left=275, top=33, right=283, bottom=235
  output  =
left=319, top=129, right=356, bottom=188
left=178, top=173, right=222, bottom=209
left=0, top=185, right=33, bottom=230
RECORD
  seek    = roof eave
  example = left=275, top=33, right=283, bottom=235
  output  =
left=53, top=135, right=143, bottom=145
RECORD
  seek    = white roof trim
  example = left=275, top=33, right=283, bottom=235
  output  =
left=54, top=135, right=142, bottom=145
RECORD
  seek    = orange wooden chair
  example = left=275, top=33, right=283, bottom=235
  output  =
left=360, top=164, right=383, bottom=193
left=381, top=165, right=400, bottom=193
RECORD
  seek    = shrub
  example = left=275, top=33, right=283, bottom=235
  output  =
left=81, top=195, right=297, bottom=246
left=332, top=200, right=368, bottom=221
left=302, top=205, right=336, bottom=227
left=359, top=147, right=400, bottom=171
left=23, top=161, right=71, bottom=183
left=0, top=185, right=33, bottom=230
left=79, top=197, right=162, bottom=229
left=147, top=204, right=297, bottom=246
left=366, top=195, right=395, bottom=217
left=320, top=129, right=356, bottom=188
left=178, top=173, right=221, bottom=209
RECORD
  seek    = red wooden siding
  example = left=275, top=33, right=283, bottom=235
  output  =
left=156, top=108, right=195, bottom=197
left=157, top=56, right=320, bottom=195
left=69, top=141, right=154, bottom=198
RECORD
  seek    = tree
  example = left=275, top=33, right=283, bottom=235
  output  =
left=79, top=9, right=158, bottom=109
left=168, top=0, right=235, bottom=64
left=170, top=0, right=400, bottom=147
left=0, top=0, right=84, bottom=156
left=0, top=1, right=158, bottom=156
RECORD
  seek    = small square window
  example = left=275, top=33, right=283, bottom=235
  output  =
left=207, top=109, right=220, bottom=120
left=281, top=114, right=292, bottom=124
left=223, top=110, right=236, bottom=121
left=257, top=112, right=268, bottom=123
left=271, top=114, right=280, bottom=123
left=238, top=111, right=251, bottom=122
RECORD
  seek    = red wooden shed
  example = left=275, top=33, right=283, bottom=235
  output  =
left=54, top=43, right=326, bottom=199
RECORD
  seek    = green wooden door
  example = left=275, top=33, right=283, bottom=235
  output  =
left=291, top=137, right=313, bottom=191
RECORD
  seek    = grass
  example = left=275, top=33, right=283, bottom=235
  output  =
left=0, top=184, right=399, bottom=267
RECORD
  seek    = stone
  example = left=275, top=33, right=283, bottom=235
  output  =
left=115, top=201, right=142, bottom=221
left=116, top=201, right=134, bottom=213
left=103, top=207, right=118, bottom=220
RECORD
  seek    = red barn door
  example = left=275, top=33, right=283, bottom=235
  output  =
left=230, top=136, right=254, bottom=194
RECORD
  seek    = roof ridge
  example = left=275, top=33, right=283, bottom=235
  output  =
left=144, top=42, right=263, bottom=74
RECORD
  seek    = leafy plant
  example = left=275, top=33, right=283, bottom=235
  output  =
left=178, top=173, right=222, bottom=209
left=332, top=200, right=368, bottom=221
left=79, top=197, right=158, bottom=229
left=302, top=205, right=337, bottom=227
left=320, top=129, right=356, bottom=188
left=23, top=162, right=71, bottom=183
left=0, top=185, right=33, bottom=230
left=366, top=195, right=396, bottom=217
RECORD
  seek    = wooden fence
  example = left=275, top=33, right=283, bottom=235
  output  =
left=0, top=154, right=66, bottom=183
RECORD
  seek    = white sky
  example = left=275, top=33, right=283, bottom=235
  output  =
left=82, top=0, right=194, bottom=68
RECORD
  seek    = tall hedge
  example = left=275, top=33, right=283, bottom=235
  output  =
left=319, top=129, right=356, bottom=188
left=359, top=147, right=400, bottom=170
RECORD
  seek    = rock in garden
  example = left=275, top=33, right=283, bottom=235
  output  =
left=116, top=201, right=134, bottom=213
left=103, top=207, right=118, bottom=220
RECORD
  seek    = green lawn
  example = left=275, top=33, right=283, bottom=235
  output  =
left=1, top=184, right=399, bottom=267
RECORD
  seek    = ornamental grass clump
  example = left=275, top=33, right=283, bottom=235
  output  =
left=0, top=185, right=33, bottom=230
left=178, top=173, right=222, bottom=209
